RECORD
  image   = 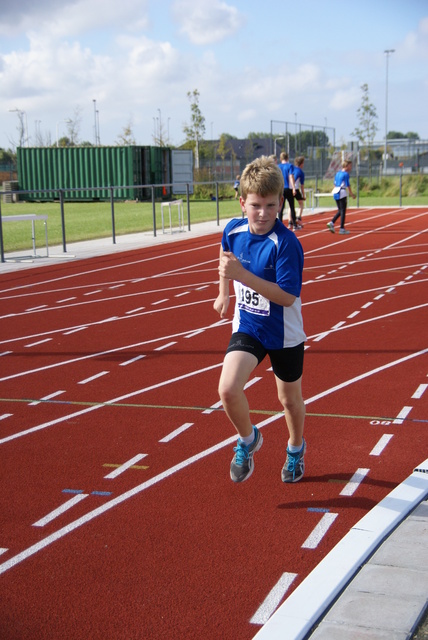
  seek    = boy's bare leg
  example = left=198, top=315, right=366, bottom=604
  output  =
left=275, top=376, right=305, bottom=446
left=218, top=350, right=258, bottom=438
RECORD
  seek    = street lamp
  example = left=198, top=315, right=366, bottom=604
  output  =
left=384, top=49, right=395, bottom=175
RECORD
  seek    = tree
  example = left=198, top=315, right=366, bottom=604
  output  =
left=116, top=118, right=136, bottom=146
left=183, top=89, right=206, bottom=170
left=8, top=108, right=27, bottom=149
left=66, top=106, right=82, bottom=146
left=351, top=84, right=378, bottom=159
left=387, top=131, right=420, bottom=140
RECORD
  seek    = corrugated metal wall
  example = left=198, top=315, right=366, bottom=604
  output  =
left=16, top=146, right=172, bottom=201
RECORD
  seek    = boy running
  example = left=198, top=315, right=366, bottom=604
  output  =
left=213, top=155, right=307, bottom=484
left=327, top=160, right=356, bottom=234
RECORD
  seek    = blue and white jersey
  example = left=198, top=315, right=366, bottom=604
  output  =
left=221, top=218, right=306, bottom=349
left=293, top=166, right=305, bottom=189
left=278, top=162, right=294, bottom=189
left=333, top=170, right=350, bottom=200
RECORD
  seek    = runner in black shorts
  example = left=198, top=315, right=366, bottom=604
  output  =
left=213, top=155, right=307, bottom=486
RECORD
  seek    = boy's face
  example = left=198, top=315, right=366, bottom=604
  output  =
left=240, top=192, right=283, bottom=235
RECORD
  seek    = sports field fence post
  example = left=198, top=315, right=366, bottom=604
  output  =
left=215, top=182, right=220, bottom=225
left=110, top=187, right=116, bottom=244
left=60, top=190, right=66, bottom=253
left=0, top=198, right=4, bottom=263
left=151, top=186, right=157, bottom=237
left=399, top=170, right=403, bottom=207
left=186, top=184, right=191, bottom=230
left=356, top=168, right=360, bottom=208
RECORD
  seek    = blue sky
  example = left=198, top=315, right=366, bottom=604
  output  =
left=1, top=0, right=427, bottom=151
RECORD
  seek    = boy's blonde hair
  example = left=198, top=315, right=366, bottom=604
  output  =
left=240, top=156, right=284, bottom=200
left=342, top=160, right=352, bottom=170
left=295, top=156, right=305, bottom=167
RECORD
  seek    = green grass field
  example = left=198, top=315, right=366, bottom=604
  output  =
left=1, top=185, right=427, bottom=253
left=0, top=198, right=242, bottom=252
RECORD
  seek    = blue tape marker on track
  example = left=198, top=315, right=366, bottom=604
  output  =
left=307, top=507, right=330, bottom=513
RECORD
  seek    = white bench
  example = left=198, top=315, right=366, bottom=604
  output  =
left=160, top=199, right=184, bottom=234
left=314, top=192, right=334, bottom=207
left=3, top=214, right=49, bottom=257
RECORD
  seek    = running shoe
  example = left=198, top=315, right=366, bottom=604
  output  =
left=296, top=218, right=304, bottom=228
left=281, top=439, right=306, bottom=483
left=339, top=228, right=350, bottom=234
left=230, top=427, right=263, bottom=483
left=293, top=223, right=303, bottom=230
left=327, top=222, right=335, bottom=233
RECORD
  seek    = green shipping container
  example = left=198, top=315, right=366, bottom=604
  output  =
left=16, top=146, right=171, bottom=202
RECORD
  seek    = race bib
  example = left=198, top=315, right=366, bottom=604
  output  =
left=237, top=284, right=270, bottom=316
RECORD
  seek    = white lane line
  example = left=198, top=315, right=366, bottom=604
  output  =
left=302, top=513, right=339, bottom=549
left=32, top=494, right=89, bottom=527
left=84, top=290, right=103, bottom=296
left=126, top=307, right=146, bottom=314
left=57, top=297, right=76, bottom=303
left=332, top=321, right=346, bottom=329
left=370, top=434, right=393, bottom=456
left=28, top=390, right=66, bottom=406
left=0, top=351, right=12, bottom=357
left=119, top=355, right=146, bottom=366
left=151, top=298, right=169, bottom=305
left=393, top=405, right=413, bottom=424
left=0, top=548, right=8, bottom=557
left=313, top=331, right=330, bottom=343
left=78, top=371, right=109, bottom=385
left=104, top=454, right=148, bottom=479
left=361, top=302, right=373, bottom=308
left=0, top=432, right=243, bottom=576
left=340, top=468, right=370, bottom=496
left=347, top=311, right=360, bottom=318
left=250, top=573, right=298, bottom=625
left=154, top=342, right=177, bottom=351
left=412, top=384, right=427, bottom=399
left=0, top=361, right=224, bottom=445
left=0, top=414, right=12, bottom=421
left=159, top=423, right=194, bottom=443
left=24, top=338, right=52, bottom=348
left=63, top=327, right=87, bottom=335
left=185, top=329, right=205, bottom=338
left=202, top=399, right=222, bottom=415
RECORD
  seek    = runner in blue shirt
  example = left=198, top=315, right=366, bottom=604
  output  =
left=293, top=156, right=306, bottom=227
left=214, top=155, right=307, bottom=485
left=277, top=152, right=299, bottom=228
left=327, top=160, right=356, bottom=234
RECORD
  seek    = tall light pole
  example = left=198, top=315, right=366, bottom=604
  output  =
left=384, top=49, right=395, bottom=175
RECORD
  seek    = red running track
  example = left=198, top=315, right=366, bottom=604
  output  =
left=0, top=206, right=427, bottom=639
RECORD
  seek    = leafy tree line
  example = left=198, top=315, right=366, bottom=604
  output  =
left=2, top=86, right=422, bottom=170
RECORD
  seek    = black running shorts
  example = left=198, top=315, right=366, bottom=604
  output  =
left=226, top=332, right=304, bottom=383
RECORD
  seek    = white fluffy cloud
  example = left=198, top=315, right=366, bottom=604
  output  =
left=172, top=0, right=242, bottom=45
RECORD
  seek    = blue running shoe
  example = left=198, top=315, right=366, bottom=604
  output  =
left=281, top=439, right=306, bottom=483
left=230, top=427, right=263, bottom=483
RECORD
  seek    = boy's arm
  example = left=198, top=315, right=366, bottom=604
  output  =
left=219, top=252, right=296, bottom=308
left=213, top=246, right=231, bottom=318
